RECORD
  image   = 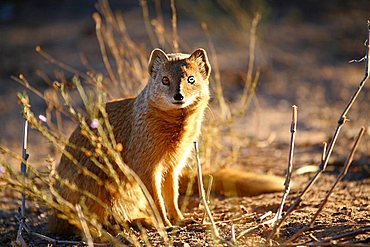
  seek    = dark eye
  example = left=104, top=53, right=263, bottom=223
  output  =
left=187, top=76, right=195, bottom=84
left=162, top=76, right=170, bottom=86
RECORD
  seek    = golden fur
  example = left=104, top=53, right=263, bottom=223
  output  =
left=48, top=48, right=285, bottom=236
left=49, top=48, right=212, bottom=234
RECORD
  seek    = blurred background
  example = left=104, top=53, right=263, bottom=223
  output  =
left=0, top=0, right=369, bottom=169
left=0, top=1, right=369, bottom=245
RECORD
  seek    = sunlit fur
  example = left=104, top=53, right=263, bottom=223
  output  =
left=48, top=48, right=286, bottom=237
left=49, top=48, right=212, bottom=235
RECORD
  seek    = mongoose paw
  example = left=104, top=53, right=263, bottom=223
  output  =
left=168, top=210, right=184, bottom=225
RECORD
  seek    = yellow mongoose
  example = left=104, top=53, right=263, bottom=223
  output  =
left=49, top=48, right=284, bottom=235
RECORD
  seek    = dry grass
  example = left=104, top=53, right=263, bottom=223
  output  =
left=0, top=0, right=261, bottom=245
left=0, top=1, right=369, bottom=246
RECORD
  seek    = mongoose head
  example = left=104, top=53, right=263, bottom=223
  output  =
left=147, top=48, right=211, bottom=110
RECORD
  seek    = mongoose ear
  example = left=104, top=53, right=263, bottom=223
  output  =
left=148, top=48, right=169, bottom=77
left=189, top=48, right=211, bottom=80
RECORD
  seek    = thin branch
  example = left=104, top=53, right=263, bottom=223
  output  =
left=13, top=74, right=44, bottom=98
left=317, top=226, right=370, bottom=243
left=240, top=12, right=261, bottom=106
left=279, top=242, right=370, bottom=247
left=35, top=46, right=97, bottom=87
left=237, top=216, right=276, bottom=240
left=286, top=127, right=365, bottom=243
left=76, top=204, right=94, bottom=247
left=12, top=74, right=74, bottom=125
left=201, top=22, right=230, bottom=120
left=267, top=105, right=298, bottom=240
left=139, top=0, right=157, bottom=48
left=267, top=21, right=370, bottom=240
left=348, top=56, right=366, bottom=63
left=321, top=142, right=327, bottom=163
left=15, top=119, right=29, bottom=247
left=194, top=141, right=220, bottom=238
left=93, top=13, right=119, bottom=88
left=154, top=0, right=164, bottom=31
left=258, top=211, right=272, bottom=222
left=238, top=105, right=298, bottom=240
left=231, top=224, right=236, bottom=243
left=26, top=229, right=111, bottom=246
left=201, top=174, right=214, bottom=223
left=170, top=0, right=179, bottom=52
left=200, top=212, right=255, bottom=226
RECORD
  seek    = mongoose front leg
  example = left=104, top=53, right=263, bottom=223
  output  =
left=162, top=167, right=184, bottom=224
left=151, top=165, right=172, bottom=226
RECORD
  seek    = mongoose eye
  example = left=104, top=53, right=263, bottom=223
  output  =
left=187, top=76, right=195, bottom=84
left=162, top=76, right=170, bottom=86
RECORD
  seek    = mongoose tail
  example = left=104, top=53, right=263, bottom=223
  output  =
left=179, top=168, right=286, bottom=197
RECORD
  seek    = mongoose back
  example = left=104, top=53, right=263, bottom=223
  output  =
left=49, top=48, right=285, bottom=236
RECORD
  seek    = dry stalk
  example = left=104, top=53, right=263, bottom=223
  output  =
left=275, top=105, right=297, bottom=221
left=258, top=211, right=273, bottom=222
left=12, top=74, right=75, bottom=129
left=309, top=226, right=370, bottom=244
left=154, top=0, right=164, bottom=30
left=266, top=105, right=298, bottom=241
left=237, top=216, right=276, bottom=240
left=267, top=21, right=370, bottom=240
left=76, top=204, right=94, bottom=247
left=15, top=119, right=29, bottom=247
left=201, top=174, right=214, bottom=223
left=231, top=224, right=236, bottom=243
left=201, top=212, right=255, bottom=226
left=9, top=119, right=112, bottom=246
left=93, top=13, right=119, bottom=89
left=8, top=106, right=148, bottom=246
left=12, top=74, right=43, bottom=98
left=239, top=12, right=261, bottom=107
left=139, top=0, right=157, bottom=48
left=238, top=105, right=298, bottom=241
left=9, top=86, right=167, bottom=245
left=286, top=127, right=366, bottom=243
left=22, top=222, right=111, bottom=247
left=279, top=242, right=369, bottom=247
left=170, top=0, right=179, bottom=52
left=193, top=141, right=220, bottom=238
left=201, top=22, right=230, bottom=120
left=35, top=46, right=98, bottom=89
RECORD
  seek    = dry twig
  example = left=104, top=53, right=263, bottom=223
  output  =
left=76, top=204, right=94, bottom=247
left=11, top=106, right=122, bottom=247
left=15, top=119, right=29, bottom=247
left=24, top=227, right=111, bottom=246
left=139, top=0, right=157, bottom=48
left=240, top=12, right=261, bottom=107
left=267, top=105, right=298, bottom=240
left=93, top=13, right=119, bottom=89
left=35, top=46, right=97, bottom=88
left=194, top=141, right=220, bottom=238
left=268, top=21, right=370, bottom=240
left=170, top=0, right=179, bottom=52
left=286, top=127, right=366, bottom=243
left=201, top=22, right=230, bottom=120
left=238, top=105, right=298, bottom=241
left=312, top=226, right=370, bottom=244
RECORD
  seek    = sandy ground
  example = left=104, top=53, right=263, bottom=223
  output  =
left=0, top=1, right=369, bottom=246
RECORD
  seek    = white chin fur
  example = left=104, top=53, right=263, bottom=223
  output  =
left=172, top=98, right=194, bottom=108
left=150, top=97, right=195, bottom=110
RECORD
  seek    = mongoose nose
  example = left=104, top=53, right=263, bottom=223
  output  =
left=173, top=93, right=184, bottom=101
